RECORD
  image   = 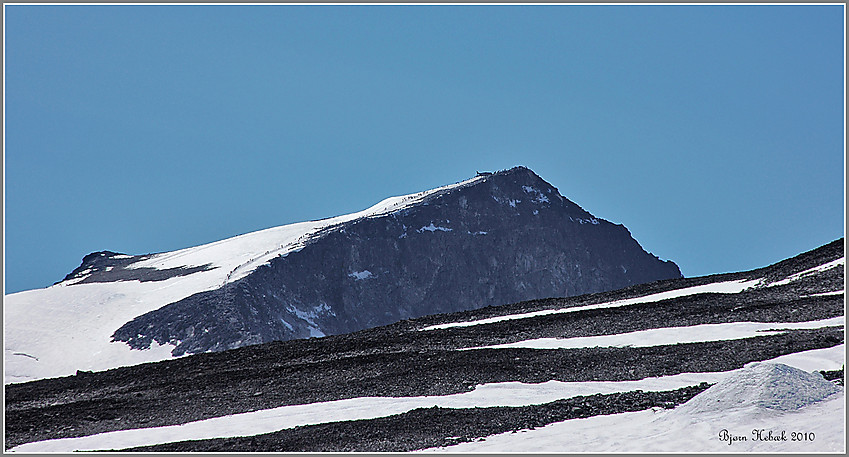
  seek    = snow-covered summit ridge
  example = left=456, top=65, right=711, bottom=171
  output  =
left=116, top=171, right=540, bottom=285
left=86, top=172, right=500, bottom=286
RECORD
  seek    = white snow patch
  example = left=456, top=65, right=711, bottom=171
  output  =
left=4, top=280, right=195, bottom=384
left=522, top=185, right=549, bottom=203
left=287, top=302, right=335, bottom=328
left=463, top=316, right=844, bottom=351
left=418, top=223, right=452, bottom=233
left=492, top=195, right=520, bottom=207
left=468, top=231, right=488, bottom=236
left=10, top=345, right=843, bottom=453
left=576, top=218, right=599, bottom=225
left=421, top=278, right=763, bottom=331
left=803, top=290, right=845, bottom=298
left=348, top=270, right=374, bottom=281
left=766, top=257, right=845, bottom=287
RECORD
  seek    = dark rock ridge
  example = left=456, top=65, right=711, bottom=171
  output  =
left=111, top=167, right=681, bottom=356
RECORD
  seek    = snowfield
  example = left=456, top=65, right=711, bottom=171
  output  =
left=3, top=176, right=485, bottom=384
left=425, top=358, right=845, bottom=453
left=4, top=279, right=191, bottom=384
left=8, top=345, right=844, bottom=453
left=422, top=391, right=844, bottom=453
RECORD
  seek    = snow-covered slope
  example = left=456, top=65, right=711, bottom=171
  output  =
left=4, top=175, right=485, bottom=384
left=6, top=167, right=685, bottom=383
left=5, top=238, right=844, bottom=452
left=426, top=359, right=845, bottom=453
left=8, top=346, right=844, bottom=453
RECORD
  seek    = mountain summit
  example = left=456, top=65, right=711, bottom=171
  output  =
left=5, top=166, right=681, bottom=382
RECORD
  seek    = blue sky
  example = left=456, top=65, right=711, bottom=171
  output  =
left=4, top=5, right=844, bottom=294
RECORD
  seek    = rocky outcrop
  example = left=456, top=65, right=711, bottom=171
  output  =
left=112, top=166, right=682, bottom=355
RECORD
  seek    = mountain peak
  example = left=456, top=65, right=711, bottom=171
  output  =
left=108, top=168, right=682, bottom=356
left=7, top=167, right=684, bottom=382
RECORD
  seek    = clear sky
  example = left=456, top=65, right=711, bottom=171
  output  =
left=4, top=4, right=845, bottom=294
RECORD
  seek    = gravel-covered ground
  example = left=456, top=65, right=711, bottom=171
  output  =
left=5, top=239, right=844, bottom=451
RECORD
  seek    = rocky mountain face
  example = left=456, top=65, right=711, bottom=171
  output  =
left=111, top=167, right=681, bottom=356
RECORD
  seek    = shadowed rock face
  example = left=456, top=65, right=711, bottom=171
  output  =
left=112, top=167, right=682, bottom=355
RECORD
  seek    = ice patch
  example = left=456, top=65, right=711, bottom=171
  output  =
left=418, top=223, right=452, bottom=233
left=348, top=270, right=374, bottom=281
left=577, top=218, right=599, bottom=225
left=287, top=302, right=336, bottom=329
left=522, top=185, right=550, bottom=203
left=491, top=195, right=520, bottom=207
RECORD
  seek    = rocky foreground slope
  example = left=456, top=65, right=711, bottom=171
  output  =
left=4, top=239, right=844, bottom=452
left=5, top=167, right=681, bottom=383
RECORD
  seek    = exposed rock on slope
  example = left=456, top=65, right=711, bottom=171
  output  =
left=111, top=166, right=681, bottom=355
left=4, top=239, right=843, bottom=452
